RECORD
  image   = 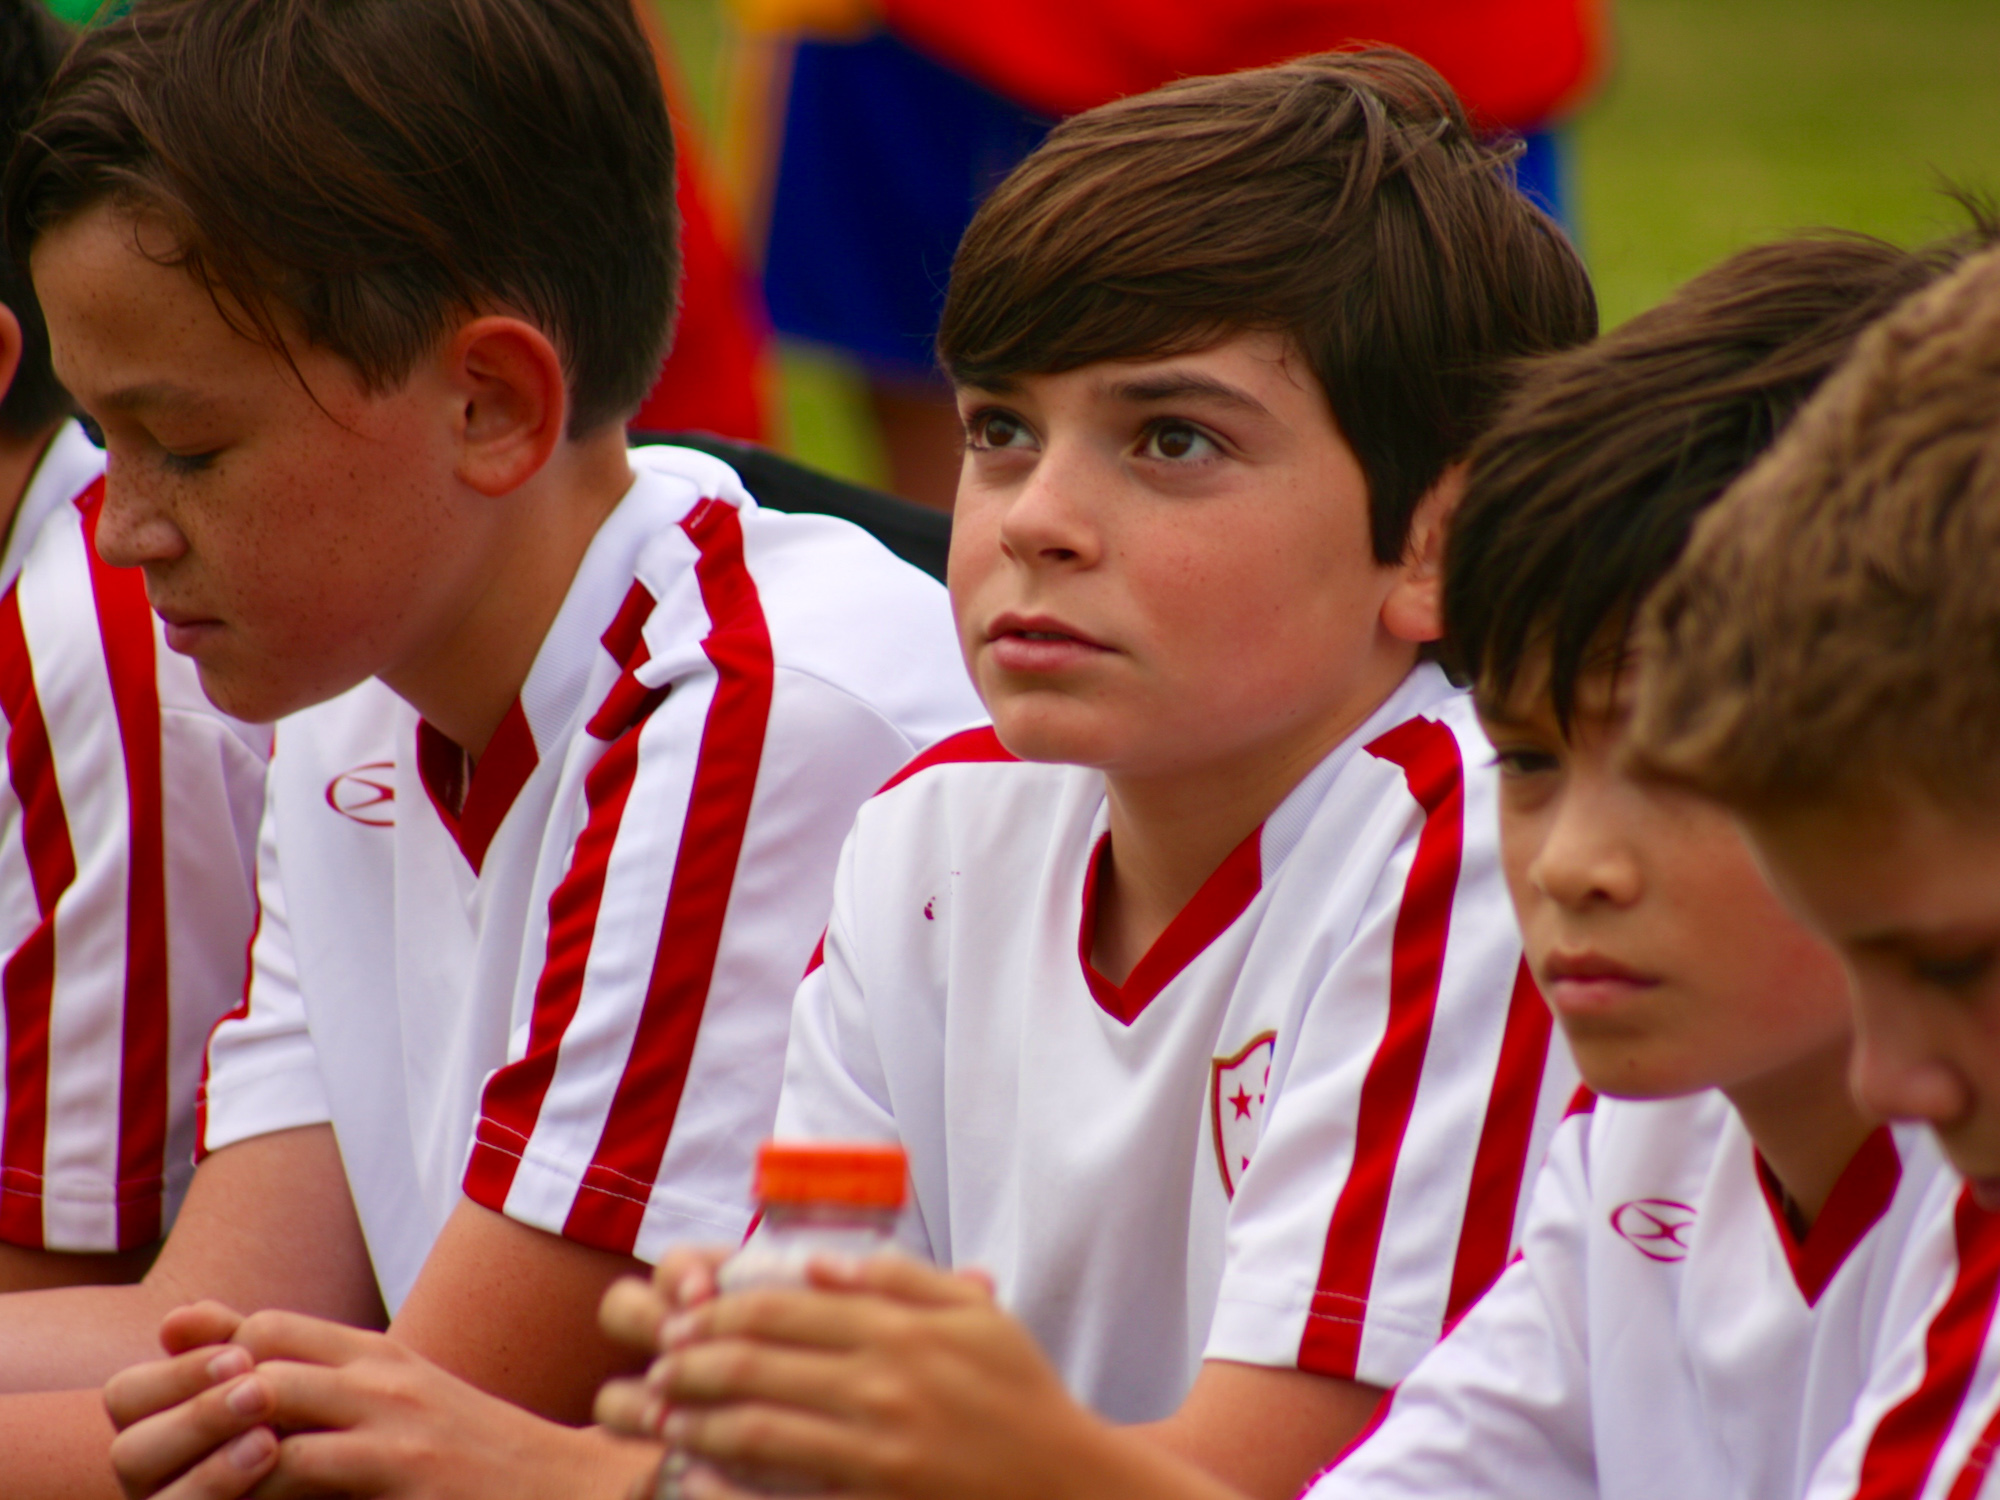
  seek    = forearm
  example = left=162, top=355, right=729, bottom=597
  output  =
left=0, top=1277, right=178, bottom=1392
left=0, top=1387, right=124, bottom=1499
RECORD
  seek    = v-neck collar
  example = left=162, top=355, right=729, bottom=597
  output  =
left=1754, top=1125, right=1901, bottom=1307
left=416, top=702, right=539, bottom=876
left=1077, top=826, right=1263, bottom=1025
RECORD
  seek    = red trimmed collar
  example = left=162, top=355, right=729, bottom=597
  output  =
left=1755, top=1125, right=1901, bottom=1307
left=1077, top=827, right=1262, bottom=1025
left=416, top=701, right=539, bottom=875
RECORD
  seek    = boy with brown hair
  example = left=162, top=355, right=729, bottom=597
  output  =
left=101, top=44, right=1594, bottom=1500
left=1632, top=244, right=2000, bottom=1500
left=0, top=0, right=980, bottom=1495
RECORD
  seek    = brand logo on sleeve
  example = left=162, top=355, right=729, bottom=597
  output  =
left=325, top=761, right=396, bottom=827
left=1210, top=1031, right=1277, bottom=1198
left=1610, top=1198, right=1698, bottom=1262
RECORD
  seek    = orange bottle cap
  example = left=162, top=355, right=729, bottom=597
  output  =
left=754, top=1141, right=908, bottom=1210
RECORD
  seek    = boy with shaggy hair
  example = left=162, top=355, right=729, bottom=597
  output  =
left=0, top=0, right=979, bottom=1495
left=599, top=228, right=1989, bottom=1500
left=1633, top=245, right=2000, bottom=1500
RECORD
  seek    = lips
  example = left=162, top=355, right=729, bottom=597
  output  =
left=984, top=612, right=1111, bottom=673
left=1540, top=948, right=1660, bottom=1019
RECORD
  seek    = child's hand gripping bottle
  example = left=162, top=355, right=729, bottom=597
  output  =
left=658, top=1141, right=908, bottom=1499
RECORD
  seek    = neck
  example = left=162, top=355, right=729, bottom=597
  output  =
left=380, top=428, right=633, bottom=759
left=1089, top=655, right=1416, bottom=984
left=0, top=422, right=59, bottom=553
left=1725, top=1035, right=1877, bottom=1231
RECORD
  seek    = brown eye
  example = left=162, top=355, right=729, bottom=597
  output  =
left=1142, top=421, right=1217, bottom=462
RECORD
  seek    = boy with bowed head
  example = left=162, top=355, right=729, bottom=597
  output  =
left=0, top=0, right=980, bottom=1495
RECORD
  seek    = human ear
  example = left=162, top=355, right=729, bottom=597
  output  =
left=1380, top=462, right=1466, bottom=645
left=0, top=305, right=25, bottom=409
left=445, top=315, right=567, bottom=498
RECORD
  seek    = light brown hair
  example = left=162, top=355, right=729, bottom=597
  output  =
left=1630, top=243, right=2000, bottom=814
left=936, top=48, right=1598, bottom=564
left=5, top=0, right=677, bottom=436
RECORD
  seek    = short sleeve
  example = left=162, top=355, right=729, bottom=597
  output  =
left=465, top=653, right=925, bottom=1262
left=1207, top=717, right=1572, bottom=1387
left=1307, top=1111, right=1598, bottom=1500
left=199, top=794, right=332, bottom=1154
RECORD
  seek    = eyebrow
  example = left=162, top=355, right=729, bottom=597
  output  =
left=95, top=382, right=216, bottom=416
left=1102, top=373, right=1272, bottom=415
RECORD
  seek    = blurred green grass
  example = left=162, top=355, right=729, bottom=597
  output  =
left=1575, top=0, right=2000, bottom=328
left=661, top=0, right=2000, bottom=478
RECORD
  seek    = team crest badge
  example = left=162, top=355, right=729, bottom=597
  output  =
left=1210, top=1031, right=1277, bottom=1198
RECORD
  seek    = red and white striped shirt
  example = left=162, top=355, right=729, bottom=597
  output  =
left=772, top=664, right=1578, bottom=1420
left=200, top=445, right=983, bottom=1309
left=1800, top=1178, right=2000, bottom=1500
left=0, top=421, right=267, bottom=1254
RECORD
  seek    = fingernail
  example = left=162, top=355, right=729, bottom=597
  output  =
left=663, top=1410, right=694, bottom=1444
left=226, top=1428, right=274, bottom=1470
left=226, top=1377, right=267, bottom=1417
left=205, top=1347, right=251, bottom=1382
left=816, top=1253, right=863, bottom=1281
left=663, top=1313, right=697, bottom=1348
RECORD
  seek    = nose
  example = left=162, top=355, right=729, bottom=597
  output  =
left=996, top=441, right=1100, bottom=570
left=1530, top=775, right=1643, bottom=912
left=93, top=462, right=188, bottom=570
left=1847, top=985, right=1973, bottom=1129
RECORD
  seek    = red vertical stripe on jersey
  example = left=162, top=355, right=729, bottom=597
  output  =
left=81, top=483, right=172, bottom=1249
left=1851, top=1190, right=2000, bottom=1500
left=1946, top=1399, right=2000, bottom=1500
left=1443, top=957, right=1554, bottom=1325
left=0, top=586, right=74, bottom=1247
left=1297, top=716, right=1465, bottom=1378
left=563, top=498, right=776, bottom=1252
left=465, top=723, right=644, bottom=1212
left=194, top=899, right=261, bottom=1164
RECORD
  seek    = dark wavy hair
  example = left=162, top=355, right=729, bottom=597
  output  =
left=0, top=0, right=71, bottom=441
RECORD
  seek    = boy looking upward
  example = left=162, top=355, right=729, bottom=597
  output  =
left=0, top=0, right=979, bottom=1496
left=601, top=228, right=1987, bottom=1500
left=0, top=0, right=267, bottom=1293
left=573, top=48, right=1597, bottom=1500
left=1632, top=246, right=2000, bottom=1500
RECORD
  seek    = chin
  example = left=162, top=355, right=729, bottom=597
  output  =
left=193, top=659, right=355, bottom=727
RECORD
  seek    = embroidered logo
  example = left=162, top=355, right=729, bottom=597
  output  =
left=1610, top=1198, right=1698, bottom=1262
left=1210, top=1031, right=1277, bottom=1198
left=325, top=760, right=396, bottom=827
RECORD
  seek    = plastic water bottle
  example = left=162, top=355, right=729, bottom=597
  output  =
left=657, top=1141, right=909, bottom=1499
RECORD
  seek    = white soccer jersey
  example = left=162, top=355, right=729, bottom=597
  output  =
left=1794, top=1177, right=2000, bottom=1500
left=0, top=421, right=267, bottom=1254
left=1311, top=1093, right=1955, bottom=1500
left=201, top=444, right=983, bottom=1309
left=773, top=664, right=1578, bottom=1421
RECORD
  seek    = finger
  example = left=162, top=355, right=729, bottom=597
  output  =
left=594, top=1374, right=665, bottom=1438
left=666, top=1402, right=887, bottom=1493
left=601, top=1275, right=670, bottom=1351
left=109, top=1376, right=275, bottom=1498
left=229, top=1310, right=381, bottom=1367
left=159, top=1303, right=247, bottom=1358
left=666, top=1285, right=921, bottom=1355
left=805, top=1253, right=993, bottom=1308
left=651, top=1246, right=731, bottom=1313
left=241, top=1358, right=376, bottom=1433
left=657, top=1340, right=857, bottom=1417
left=238, top=1429, right=400, bottom=1499
left=134, top=1426, right=278, bottom=1500
left=105, top=1345, right=257, bottom=1431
